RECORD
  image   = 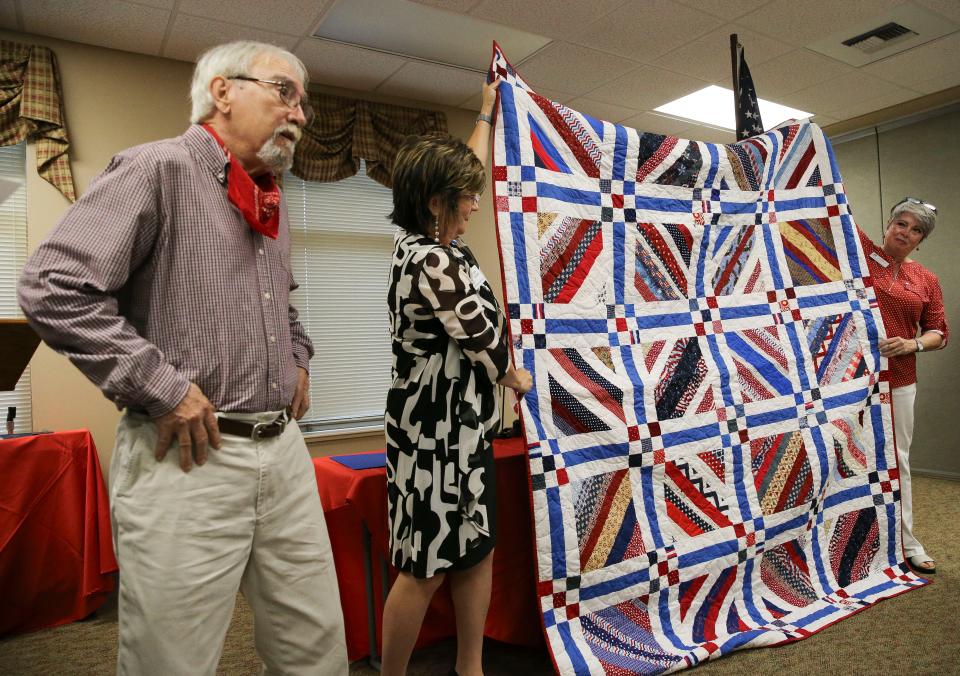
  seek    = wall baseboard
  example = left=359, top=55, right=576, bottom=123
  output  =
left=913, top=467, right=960, bottom=481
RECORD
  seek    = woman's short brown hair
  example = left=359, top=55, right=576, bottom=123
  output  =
left=390, top=132, right=485, bottom=239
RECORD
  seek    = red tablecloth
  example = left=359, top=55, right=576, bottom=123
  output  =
left=314, top=436, right=543, bottom=661
left=0, top=430, right=118, bottom=635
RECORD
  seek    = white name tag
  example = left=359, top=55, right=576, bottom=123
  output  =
left=869, top=252, right=889, bottom=268
left=470, top=264, right=490, bottom=290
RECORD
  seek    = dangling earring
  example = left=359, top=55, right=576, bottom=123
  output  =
left=432, top=214, right=440, bottom=243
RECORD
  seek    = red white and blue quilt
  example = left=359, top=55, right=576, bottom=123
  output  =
left=487, top=44, right=927, bottom=674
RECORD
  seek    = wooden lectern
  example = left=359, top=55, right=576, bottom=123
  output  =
left=0, top=318, right=40, bottom=392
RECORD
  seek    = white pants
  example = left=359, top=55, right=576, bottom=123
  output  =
left=891, top=384, right=928, bottom=560
left=110, top=411, right=347, bottom=676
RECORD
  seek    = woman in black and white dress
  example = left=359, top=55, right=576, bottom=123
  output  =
left=381, top=81, right=532, bottom=676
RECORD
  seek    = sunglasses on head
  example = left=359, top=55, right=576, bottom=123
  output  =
left=894, top=196, right=937, bottom=215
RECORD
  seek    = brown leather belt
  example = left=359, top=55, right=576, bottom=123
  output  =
left=217, top=414, right=287, bottom=440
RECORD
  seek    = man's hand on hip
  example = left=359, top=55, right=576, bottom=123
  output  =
left=290, top=367, right=310, bottom=420
left=154, top=383, right=221, bottom=471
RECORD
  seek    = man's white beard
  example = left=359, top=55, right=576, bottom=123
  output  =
left=258, top=125, right=300, bottom=173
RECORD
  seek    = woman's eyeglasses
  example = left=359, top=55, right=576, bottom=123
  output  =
left=895, top=196, right=937, bottom=215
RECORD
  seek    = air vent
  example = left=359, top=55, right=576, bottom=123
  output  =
left=842, top=22, right=916, bottom=54
left=806, top=3, right=958, bottom=66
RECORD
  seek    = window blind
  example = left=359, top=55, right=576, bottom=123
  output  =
left=285, top=162, right=395, bottom=432
left=0, top=143, right=32, bottom=433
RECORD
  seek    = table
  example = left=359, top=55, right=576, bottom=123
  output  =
left=0, top=430, right=118, bottom=635
left=313, top=436, right=543, bottom=662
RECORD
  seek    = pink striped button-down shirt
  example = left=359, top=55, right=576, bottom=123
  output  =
left=18, top=125, right=313, bottom=416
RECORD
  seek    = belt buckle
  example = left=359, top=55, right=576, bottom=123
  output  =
left=251, top=417, right=286, bottom=439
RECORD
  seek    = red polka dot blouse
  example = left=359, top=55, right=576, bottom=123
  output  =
left=858, top=227, right=949, bottom=388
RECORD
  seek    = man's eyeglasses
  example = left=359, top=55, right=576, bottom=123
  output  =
left=894, top=196, right=937, bottom=215
left=229, top=76, right=314, bottom=123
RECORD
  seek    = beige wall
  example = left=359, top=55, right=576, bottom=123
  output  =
left=831, top=108, right=960, bottom=478
left=3, top=30, right=506, bottom=471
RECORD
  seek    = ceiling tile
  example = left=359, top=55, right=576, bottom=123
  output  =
left=21, top=0, right=169, bottom=55
left=408, top=0, right=482, bottom=13
left=530, top=87, right=575, bottom=103
left=164, top=14, right=297, bottom=63
left=0, top=0, right=19, bottom=29
left=915, top=0, right=960, bottom=23
left=564, top=97, right=637, bottom=124
left=673, top=0, right=770, bottom=21
left=570, top=0, right=720, bottom=60
left=682, top=124, right=736, bottom=144
left=295, top=39, right=408, bottom=91
left=748, top=48, right=851, bottom=99
left=828, top=87, right=924, bottom=120
left=515, top=42, right=641, bottom=96
left=621, top=112, right=697, bottom=136
left=783, top=72, right=915, bottom=116
left=314, top=0, right=549, bottom=74
left=862, top=32, right=960, bottom=88
left=130, top=0, right=176, bottom=8
left=176, top=0, right=331, bottom=36
left=910, top=70, right=960, bottom=95
left=809, top=113, right=838, bottom=128
left=376, top=61, right=484, bottom=107
left=585, top=65, right=709, bottom=110
left=652, top=23, right=793, bottom=85
left=736, top=0, right=905, bottom=47
left=470, top=0, right=627, bottom=41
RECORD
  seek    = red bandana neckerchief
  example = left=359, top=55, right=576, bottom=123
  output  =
left=202, top=124, right=281, bottom=239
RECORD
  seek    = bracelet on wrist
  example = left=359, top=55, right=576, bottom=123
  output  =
left=476, top=112, right=493, bottom=125
left=916, top=338, right=924, bottom=352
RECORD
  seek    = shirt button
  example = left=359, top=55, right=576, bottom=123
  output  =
left=271, top=382, right=278, bottom=390
left=269, top=335, right=276, bottom=343
left=264, top=292, right=271, bottom=299
left=258, top=248, right=265, bottom=255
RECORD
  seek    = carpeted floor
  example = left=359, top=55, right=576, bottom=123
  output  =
left=1, top=476, right=957, bottom=675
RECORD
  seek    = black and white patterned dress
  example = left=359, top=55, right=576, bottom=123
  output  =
left=385, top=230, right=509, bottom=578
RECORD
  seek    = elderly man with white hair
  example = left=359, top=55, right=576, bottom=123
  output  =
left=19, top=41, right=347, bottom=674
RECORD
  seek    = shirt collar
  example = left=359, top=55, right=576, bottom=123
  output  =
left=183, top=124, right=230, bottom=185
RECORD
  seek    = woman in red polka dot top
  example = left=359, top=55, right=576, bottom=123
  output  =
left=858, top=197, right=948, bottom=576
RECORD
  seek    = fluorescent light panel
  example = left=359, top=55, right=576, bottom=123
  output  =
left=655, top=85, right=813, bottom=131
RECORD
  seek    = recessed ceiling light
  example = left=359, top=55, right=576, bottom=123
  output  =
left=655, top=85, right=813, bottom=131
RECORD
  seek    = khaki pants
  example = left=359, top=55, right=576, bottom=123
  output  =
left=891, top=384, right=927, bottom=560
left=110, top=411, right=347, bottom=675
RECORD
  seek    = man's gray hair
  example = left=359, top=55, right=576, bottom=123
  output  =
left=889, top=199, right=937, bottom=239
left=190, top=41, right=308, bottom=123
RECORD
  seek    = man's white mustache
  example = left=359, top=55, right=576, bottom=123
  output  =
left=273, top=125, right=301, bottom=144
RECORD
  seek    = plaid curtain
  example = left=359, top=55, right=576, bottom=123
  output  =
left=0, top=40, right=75, bottom=202
left=293, top=92, right=447, bottom=188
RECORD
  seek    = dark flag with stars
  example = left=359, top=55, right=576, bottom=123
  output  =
left=731, top=35, right=764, bottom=140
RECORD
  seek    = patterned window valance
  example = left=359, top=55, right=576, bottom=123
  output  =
left=0, top=41, right=75, bottom=202
left=293, top=92, right=447, bottom=188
